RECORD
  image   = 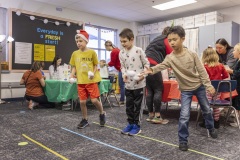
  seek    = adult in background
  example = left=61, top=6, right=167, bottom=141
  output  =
left=145, top=26, right=173, bottom=124
left=20, top=61, right=54, bottom=110
left=49, top=56, right=62, bottom=79
left=215, top=38, right=238, bottom=70
left=102, top=40, right=125, bottom=106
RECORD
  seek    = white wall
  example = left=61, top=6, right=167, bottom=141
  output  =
left=218, top=5, right=240, bottom=24
left=0, top=0, right=131, bottom=99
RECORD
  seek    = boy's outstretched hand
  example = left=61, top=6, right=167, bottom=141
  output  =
left=140, top=66, right=153, bottom=77
left=123, top=75, right=128, bottom=83
left=208, top=87, right=216, bottom=96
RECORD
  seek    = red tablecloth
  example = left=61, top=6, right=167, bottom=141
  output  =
left=162, top=80, right=238, bottom=102
left=162, top=80, right=180, bottom=102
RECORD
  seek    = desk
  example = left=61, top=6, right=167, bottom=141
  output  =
left=44, top=79, right=111, bottom=103
left=44, top=80, right=78, bottom=103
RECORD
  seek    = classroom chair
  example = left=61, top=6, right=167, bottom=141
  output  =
left=196, top=80, right=240, bottom=133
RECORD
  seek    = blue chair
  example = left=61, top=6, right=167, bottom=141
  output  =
left=196, top=80, right=240, bottom=130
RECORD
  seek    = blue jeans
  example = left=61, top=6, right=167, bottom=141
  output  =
left=118, top=72, right=125, bottom=102
left=179, top=85, right=214, bottom=143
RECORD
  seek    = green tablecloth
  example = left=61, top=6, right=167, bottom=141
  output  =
left=44, top=79, right=111, bottom=103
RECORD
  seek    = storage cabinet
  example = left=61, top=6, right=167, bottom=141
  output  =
left=198, top=21, right=239, bottom=54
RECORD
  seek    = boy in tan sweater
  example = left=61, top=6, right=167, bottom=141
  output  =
left=143, top=26, right=217, bottom=151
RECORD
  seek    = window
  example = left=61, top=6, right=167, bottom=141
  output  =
left=85, top=25, right=117, bottom=63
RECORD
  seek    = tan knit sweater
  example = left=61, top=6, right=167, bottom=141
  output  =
left=151, top=48, right=214, bottom=91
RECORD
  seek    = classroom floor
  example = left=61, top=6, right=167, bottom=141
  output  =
left=1, top=100, right=240, bottom=160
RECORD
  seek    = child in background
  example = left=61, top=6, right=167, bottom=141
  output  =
left=225, top=43, right=240, bottom=127
left=104, top=40, right=125, bottom=106
left=49, top=56, right=62, bottom=79
left=69, top=29, right=106, bottom=129
left=99, top=60, right=109, bottom=79
left=143, top=26, right=217, bottom=151
left=200, top=46, right=229, bottom=129
left=119, top=28, right=149, bottom=136
left=40, top=61, right=46, bottom=80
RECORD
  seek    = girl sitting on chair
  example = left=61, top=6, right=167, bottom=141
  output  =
left=200, top=46, right=229, bottom=128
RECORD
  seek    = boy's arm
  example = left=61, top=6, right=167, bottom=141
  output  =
left=119, top=52, right=126, bottom=76
left=150, top=56, right=170, bottom=74
left=108, top=50, right=117, bottom=67
left=119, top=52, right=128, bottom=82
left=140, top=49, right=150, bottom=69
left=70, top=66, right=76, bottom=78
left=194, top=53, right=215, bottom=91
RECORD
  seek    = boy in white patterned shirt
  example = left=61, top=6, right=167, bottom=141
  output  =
left=119, top=28, right=149, bottom=136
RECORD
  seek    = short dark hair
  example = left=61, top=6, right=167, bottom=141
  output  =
left=167, top=26, right=185, bottom=38
left=119, top=28, right=134, bottom=40
left=215, top=38, right=233, bottom=50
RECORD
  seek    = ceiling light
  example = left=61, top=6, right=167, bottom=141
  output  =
left=152, top=0, right=197, bottom=11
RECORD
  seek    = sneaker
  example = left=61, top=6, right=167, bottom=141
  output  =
left=28, top=100, right=39, bottom=110
left=214, top=120, right=220, bottom=129
left=179, top=143, right=188, bottom=151
left=77, top=119, right=89, bottom=129
left=209, top=128, right=218, bottom=139
left=99, top=112, right=106, bottom=127
left=146, top=116, right=154, bottom=122
left=230, top=122, right=238, bottom=127
left=121, top=124, right=133, bottom=135
left=199, top=120, right=206, bottom=128
left=151, top=117, right=169, bottom=124
left=128, top=124, right=141, bottom=136
left=119, top=101, right=125, bottom=105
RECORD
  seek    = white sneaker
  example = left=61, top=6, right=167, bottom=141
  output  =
left=230, top=122, right=238, bottom=127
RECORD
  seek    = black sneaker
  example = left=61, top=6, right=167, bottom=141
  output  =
left=77, top=119, right=89, bottom=129
left=99, top=112, right=106, bottom=127
left=214, top=120, right=220, bottom=129
left=199, top=120, right=206, bottom=128
left=179, top=143, right=188, bottom=151
left=209, top=129, right=218, bottom=139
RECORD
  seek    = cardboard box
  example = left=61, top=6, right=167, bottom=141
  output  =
left=137, top=25, right=144, bottom=32
left=158, top=21, right=167, bottom=33
left=137, top=30, right=145, bottom=36
left=194, top=14, right=205, bottom=27
left=151, top=23, right=158, bottom=30
left=206, top=15, right=223, bottom=25
left=143, top=24, right=151, bottom=31
left=166, top=20, right=174, bottom=27
left=174, top=18, right=184, bottom=27
left=183, top=16, right=195, bottom=29
left=144, top=29, right=152, bottom=35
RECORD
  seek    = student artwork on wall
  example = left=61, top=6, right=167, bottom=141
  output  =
left=11, top=10, right=83, bottom=70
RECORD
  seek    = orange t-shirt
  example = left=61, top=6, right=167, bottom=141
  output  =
left=22, top=70, right=44, bottom=97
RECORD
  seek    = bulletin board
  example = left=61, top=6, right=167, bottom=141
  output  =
left=11, top=10, right=83, bottom=70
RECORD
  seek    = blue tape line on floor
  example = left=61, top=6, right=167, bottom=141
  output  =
left=61, top=127, right=149, bottom=160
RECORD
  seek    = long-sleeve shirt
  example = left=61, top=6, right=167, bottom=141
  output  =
left=204, top=63, right=229, bottom=80
left=151, top=48, right=214, bottom=91
left=108, top=48, right=121, bottom=71
left=218, top=48, right=238, bottom=69
left=119, top=46, right=149, bottom=90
